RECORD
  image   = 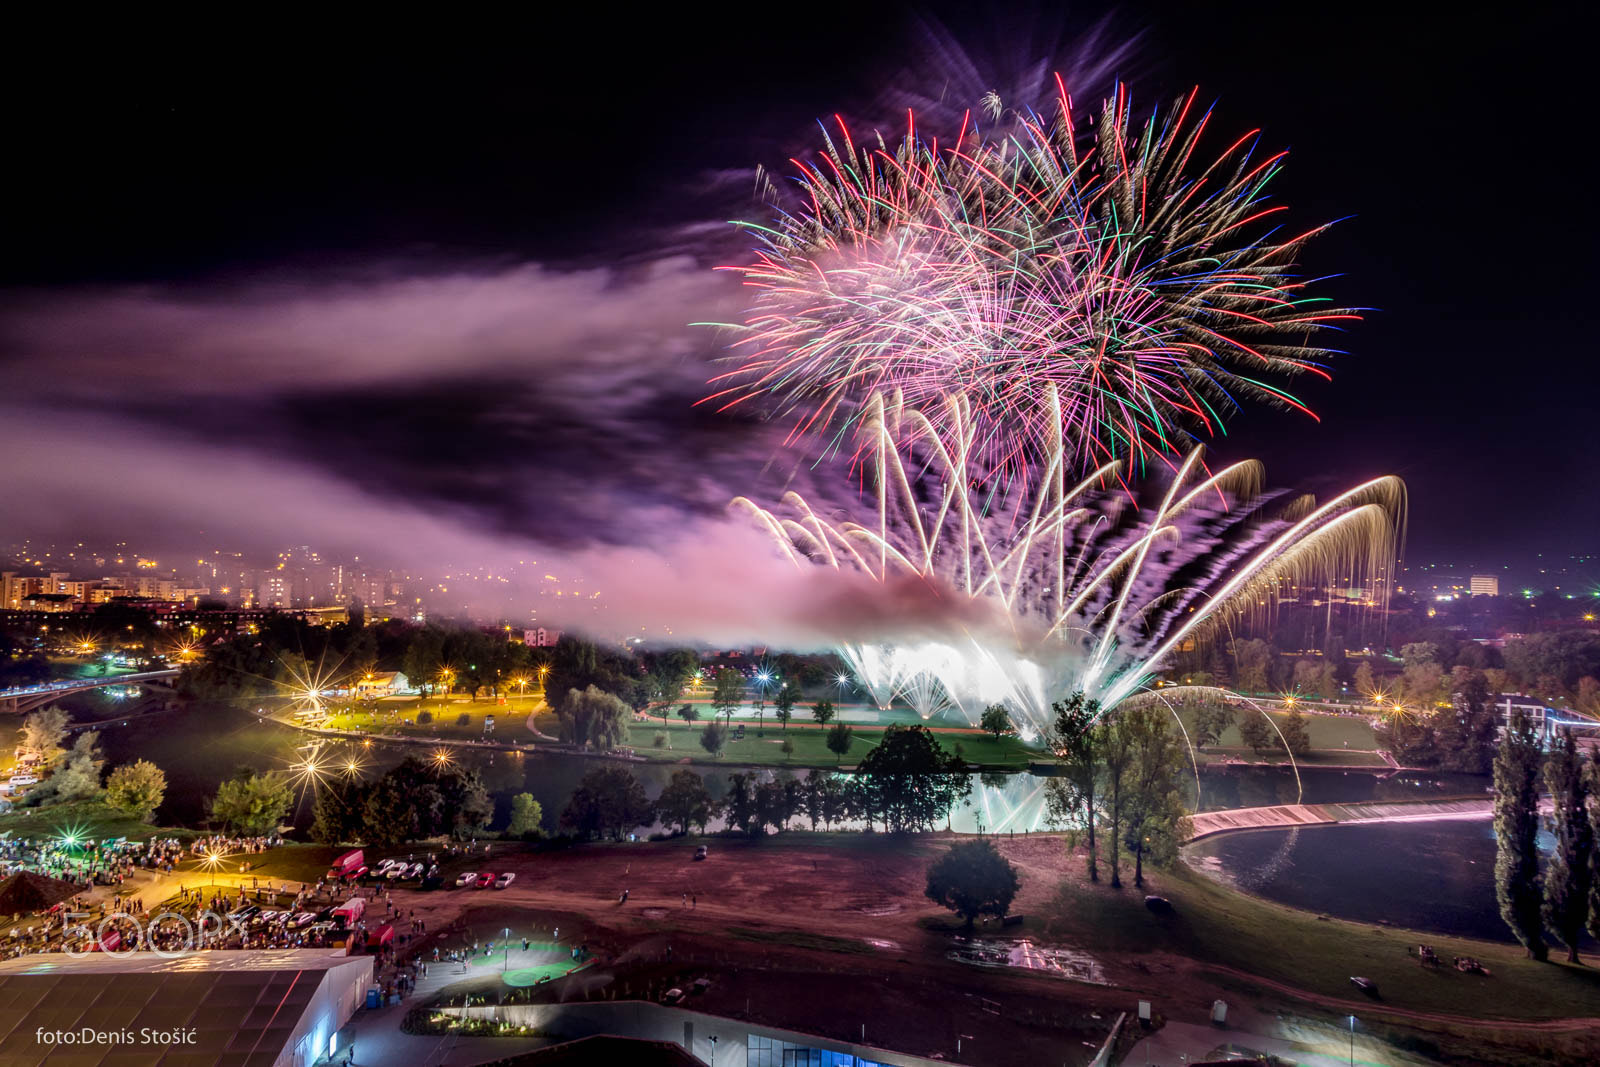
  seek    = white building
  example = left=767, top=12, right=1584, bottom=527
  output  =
left=1470, top=574, right=1500, bottom=597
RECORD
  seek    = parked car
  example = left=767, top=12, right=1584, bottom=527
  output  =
left=693, top=845, right=708, bottom=861
left=454, top=871, right=478, bottom=888
left=403, top=863, right=424, bottom=880
left=494, top=873, right=515, bottom=890
left=662, top=988, right=685, bottom=1005
left=228, top=904, right=260, bottom=921
left=475, top=872, right=495, bottom=889
left=288, top=912, right=318, bottom=929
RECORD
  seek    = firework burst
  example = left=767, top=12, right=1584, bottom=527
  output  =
left=707, top=81, right=1356, bottom=476
left=733, top=392, right=1402, bottom=736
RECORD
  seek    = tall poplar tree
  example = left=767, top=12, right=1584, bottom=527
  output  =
left=1542, top=730, right=1592, bottom=962
left=1494, top=708, right=1546, bottom=959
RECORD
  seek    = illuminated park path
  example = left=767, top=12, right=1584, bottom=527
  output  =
left=1184, top=796, right=1536, bottom=842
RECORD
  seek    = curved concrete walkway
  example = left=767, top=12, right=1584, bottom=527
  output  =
left=1185, top=796, right=1536, bottom=842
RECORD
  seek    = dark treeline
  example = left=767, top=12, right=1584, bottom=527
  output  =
left=311, top=756, right=493, bottom=846
left=307, top=724, right=971, bottom=847
left=1166, top=623, right=1600, bottom=715
left=1492, top=714, right=1600, bottom=963
left=560, top=724, right=970, bottom=840
left=169, top=614, right=844, bottom=715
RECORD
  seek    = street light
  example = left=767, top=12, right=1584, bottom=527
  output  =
left=503, top=926, right=512, bottom=972
left=1348, top=1015, right=1356, bottom=1065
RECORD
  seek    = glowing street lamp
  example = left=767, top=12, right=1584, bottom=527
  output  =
left=431, top=749, right=453, bottom=769
left=201, top=849, right=226, bottom=886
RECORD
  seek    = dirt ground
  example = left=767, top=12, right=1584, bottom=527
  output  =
left=373, top=833, right=1239, bottom=1066
left=371, top=833, right=1600, bottom=1067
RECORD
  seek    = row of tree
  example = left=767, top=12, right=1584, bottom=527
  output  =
left=1187, top=630, right=1600, bottom=712
left=1043, top=694, right=1188, bottom=889
left=558, top=725, right=972, bottom=840
left=310, top=757, right=493, bottom=845
left=1494, top=713, right=1599, bottom=962
left=11, top=706, right=169, bottom=820
left=1374, top=666, right=1500, bottom=773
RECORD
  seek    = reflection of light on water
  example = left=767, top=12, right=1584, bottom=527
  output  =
left=948, top=938, right=1107, bottom=984
left=950, top=774, right=1052, bottom=833
left=1186, top=826, right=1301, bottom=893
left=865, top=938, right=900, bottom=951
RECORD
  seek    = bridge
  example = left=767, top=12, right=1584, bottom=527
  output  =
left=0, top=670, right=181, bottom=714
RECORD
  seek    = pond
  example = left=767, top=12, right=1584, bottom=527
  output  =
left=1184, top=819, right=1597, bottom=948
left=62, top=697, right=1491, bottom=839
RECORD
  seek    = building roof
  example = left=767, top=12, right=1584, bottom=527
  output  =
left=0, top=952, right=370, bottom=1065
left=0, top=949, right=361, bottom=976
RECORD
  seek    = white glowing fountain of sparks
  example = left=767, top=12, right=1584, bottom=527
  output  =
left=734, top=391, right=1404, bottom=738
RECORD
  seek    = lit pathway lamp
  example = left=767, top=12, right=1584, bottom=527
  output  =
left=202, top=850, right=225, bottom=887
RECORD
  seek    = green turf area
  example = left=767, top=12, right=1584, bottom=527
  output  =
left=229, top=842, right=342, bottom=883
left=320, top=696, right=541, bottom=741
left=501, top=962, right=588, bottom=987
left=1169, top=702, right=1382, bottom=762
left=0, top=799, right=190, bottom=844
left=1041, top=860, right=1600, bottom=1021
left=626, top=716, right=1039, bottom=769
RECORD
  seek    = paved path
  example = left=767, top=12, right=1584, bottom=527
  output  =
left=1124, top=1018, right=1437, bottom=1066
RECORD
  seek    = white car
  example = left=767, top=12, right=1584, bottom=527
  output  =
left=494, top=873, right=515, bottom=890
left=373, top=858, right=402, bottom=875
left=454, top=872, right=477, bottom=888
left=404, top=863, right=424, bottom=880
left=288, top=912, right=318, bottom=929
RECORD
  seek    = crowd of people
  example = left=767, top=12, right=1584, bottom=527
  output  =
left=1, top=834, right=139, bottom=888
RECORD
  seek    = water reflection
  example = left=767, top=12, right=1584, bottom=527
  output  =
left=1184, top=820, right=1595, bottom=946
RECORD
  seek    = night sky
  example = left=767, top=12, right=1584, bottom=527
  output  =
left=1, top=3, right=1592, bottom=596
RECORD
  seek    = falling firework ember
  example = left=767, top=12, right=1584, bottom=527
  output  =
left=707, top=81, right=1355, bottom=476
left=733, top=392, right=1403, bottom=738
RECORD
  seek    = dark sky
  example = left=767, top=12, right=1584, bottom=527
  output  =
left=1, top=2, right=1593, bottom=582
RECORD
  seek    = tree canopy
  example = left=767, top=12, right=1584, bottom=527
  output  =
left=854, top=724, right=970, bottom=832
left=925, top=839, right=1020, bottom=925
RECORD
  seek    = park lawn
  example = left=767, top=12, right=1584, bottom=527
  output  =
left=225, top=842, right=342, bottom=883
left=0, top=800, right=192, bottom=844
left=625, top=716, right=1039, bottom=769
left=1173, top=704, right=1380, bottom=754
left=321, top=698, right=538, bottom=741
left=1043, top=860, right=1600, bottom=1022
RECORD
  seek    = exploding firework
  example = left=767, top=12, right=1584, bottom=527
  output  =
left=733, top=392, right=1403, bottom=737
left=707, top=81, right=1355, bottom=476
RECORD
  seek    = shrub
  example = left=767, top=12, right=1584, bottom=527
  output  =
left=416, top=710, right=433, bottom=724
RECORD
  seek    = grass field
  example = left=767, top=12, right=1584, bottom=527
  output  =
left=623, top=715, right=1039, bottom=769
left=321, top=696, right=540, bottom=741
left=0, top=799, right=188, bottom=844
left=1171, top=703, right=1384, bottom=764
left=1041, top=859, right=1600, bottom=1022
